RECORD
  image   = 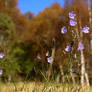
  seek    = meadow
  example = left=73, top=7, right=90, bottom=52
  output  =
left=0, top=82, right=92, bottom=92
left=0, top=0, right=92, bottom=92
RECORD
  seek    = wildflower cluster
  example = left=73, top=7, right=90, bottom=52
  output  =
left=61, top=11, right=89, bottom=52
left=61, top=11, right=90, bottom=73
left=47, top=11, right=89, bottom=64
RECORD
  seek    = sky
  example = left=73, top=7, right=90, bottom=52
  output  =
left=18, top=0, right=65, bottom=15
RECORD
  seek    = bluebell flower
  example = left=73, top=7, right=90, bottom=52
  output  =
left=69, top=11, right=76, bottom=19
left=77, top=43, right=84, bottom=50
left=47, top=57, right=53, bottom=63
left=61, top=27, right=68, bottom=34
left=0, top=70, right=2, bottom=75
left=70, top=19, right=77, bottom=26
left=65, top=45, right=72, bottom=52
left=0, top=53, right=4, bottom=58
left=81, top=26, right=89, bottom=33
left=37, top=56, right=41, bottom=60
left=72, top=70, right=77, bottom=73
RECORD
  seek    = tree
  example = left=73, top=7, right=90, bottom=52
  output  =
left=0, top=13, right=20, bottom=82
left=0, top=0, right=18, bottom=8
left=23, top=3, right=72, bottom=81
left=25, top=12, right=34, bottom=20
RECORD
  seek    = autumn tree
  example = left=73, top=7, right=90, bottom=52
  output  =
left=23, top=2, right=73, bottom=81
left=25, top=12, right=34, bottom=20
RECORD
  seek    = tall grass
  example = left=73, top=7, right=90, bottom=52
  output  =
left=0, top=82, right=92, bottom=92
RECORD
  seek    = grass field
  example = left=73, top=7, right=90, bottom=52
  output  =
left=0, top=82, right=92, bottom=92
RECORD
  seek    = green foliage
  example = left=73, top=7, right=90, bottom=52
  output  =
left=0, top=13, right=15, bottom=37
left=22, top=60, right=35, bottom=74
left=10, top=42, right=36, bottom=78
left=0, top=13, right=20, bottom=80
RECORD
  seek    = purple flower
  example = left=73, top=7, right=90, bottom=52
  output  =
left=81, top=26, right=89, bottom=33
left=70, top=19, right=77, bottom=26
left=61, top=27, right=68, bottom=34
left=72, top=70, right=77, bottom=73
left=0, top=53, right=4, bottom=58
left=37, top=56, right=41, bottom=60
left=69, top=11, right=76, bottom=19
left=47, top=57, right=53, bottom=63
left=77, top=43, right=84, bottom=50
left=0, top=70, right=2, bottom=75
left=65, top=45, right=72, bottom=52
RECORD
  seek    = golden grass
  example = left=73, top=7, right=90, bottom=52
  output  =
left=0, top=82, right=92, bottom=92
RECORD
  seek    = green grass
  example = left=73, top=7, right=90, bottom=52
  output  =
left=0, top=82, right=92, bottom=92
